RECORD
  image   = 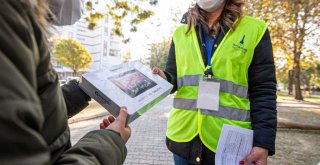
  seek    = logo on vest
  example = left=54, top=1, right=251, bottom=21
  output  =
left=232, top=35, right=247, bottom=53
left=240, top=35, right=245, bottom=44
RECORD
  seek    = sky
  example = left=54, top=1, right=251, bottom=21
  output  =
left=120, top=0, right=194, bottom=60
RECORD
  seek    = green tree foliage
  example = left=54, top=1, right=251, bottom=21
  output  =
left=147, top=39, right=170, bottom=70
left=85, top=0, right=157, bottom=42
left=248, top=0, right=320, bottom=100
left=53, top=38, right=93, bottom=76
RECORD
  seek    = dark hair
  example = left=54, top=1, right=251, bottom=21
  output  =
left=186, top=0, right=245, bottom=35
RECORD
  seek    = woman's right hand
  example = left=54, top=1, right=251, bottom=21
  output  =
left=152, top=67, right=167, bottom=80
left=100, top=107, right=131, bottom=143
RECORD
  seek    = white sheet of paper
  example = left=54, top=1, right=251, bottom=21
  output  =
left=196, top=80, right=220, bottom=111
left=215, top=124, right=253, bottom=165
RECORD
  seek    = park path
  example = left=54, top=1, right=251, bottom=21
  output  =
left=69, top=96, right=174, bottom=165
left=69, top=95, right=320, bottom=165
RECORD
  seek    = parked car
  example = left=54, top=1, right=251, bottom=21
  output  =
left=66, top=76, right=80, bottom=82
left=59, top=79, right=67, bottom=85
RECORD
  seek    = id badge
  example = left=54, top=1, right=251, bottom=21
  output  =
left=196, top=78, right=220, bottom=111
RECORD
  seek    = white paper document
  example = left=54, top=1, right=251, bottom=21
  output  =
left=215, top=124, right=253, bottom=165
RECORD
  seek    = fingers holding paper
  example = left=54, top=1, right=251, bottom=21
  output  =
left=100, top=106, right=131, bottom=143
left=240, top=147, right=268, bottom=165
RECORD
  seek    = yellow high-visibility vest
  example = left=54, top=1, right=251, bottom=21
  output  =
left=166, top=16, right=268, bottom=152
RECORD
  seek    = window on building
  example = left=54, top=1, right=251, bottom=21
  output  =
left=104, top=27, right=109, bottom=36
left=68, top=32, right=74, bottom=38
left=76, top=37, right=85, bottom=41
left=110, top=49, right=120, bottom=57
left=110, top=50, right=115, bottom=56
left=77, top=29, right=86, bottom=32
left=103, top=41, right=108, bottom=56
left=104, top=16, right=109, bottom=24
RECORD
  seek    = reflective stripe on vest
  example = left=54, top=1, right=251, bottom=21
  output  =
left=177, top=74, right=248, bottom=98
left=173, top=98, right=250, bottom=121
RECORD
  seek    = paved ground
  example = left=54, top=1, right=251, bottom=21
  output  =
left=269, top=129, right=320, bottom=165
left=69, top=95, right=320, bottom=165
left=69, top=96, right=175, bottom=165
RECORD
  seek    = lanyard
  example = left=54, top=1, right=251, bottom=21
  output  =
left=203, top=31, right=215, bottom=67
left=203, top=31, right=215, bottom=78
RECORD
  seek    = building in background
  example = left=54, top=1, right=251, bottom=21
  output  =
left=51, top=16, right=122, bottom=80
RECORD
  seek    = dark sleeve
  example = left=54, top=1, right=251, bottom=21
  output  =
left=57, top=130, right=127, bottom=165
left=0, top=2, right=50, bottom=164
left=248, top=29, right=277, bottom=156
left=0, top=52, right=50, bottom=164
left=61, top=80, right=91, bottom=118
left=0, top=2, right=126, bottom=164
left=164, top=39, right=178, bottom=93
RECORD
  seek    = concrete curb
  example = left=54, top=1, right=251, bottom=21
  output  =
left=277, top=121, right=320, bottom=130
left=277, top=117, right=320, bottom=130
left=68, top=111, right=109, bottom=124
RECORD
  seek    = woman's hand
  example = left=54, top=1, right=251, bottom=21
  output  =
left=99, top=107, right=131, bottom=143
left=99, top=116, right=116, bottom=129
left=152, top=67, right=167, bottom=80
left=240, top=147, right=268, bottom=165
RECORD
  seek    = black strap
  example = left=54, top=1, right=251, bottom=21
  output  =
left=204, top=67, right=213, bottom=77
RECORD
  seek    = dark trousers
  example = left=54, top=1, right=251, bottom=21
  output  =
left=167, top=136, right=216, bottom=165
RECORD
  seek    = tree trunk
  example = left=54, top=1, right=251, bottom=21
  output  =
left=289, top=1, right=303, bottom=100
left=73, top=70, right=77, bottom=77
left=293, top=61, right=303, bottom=100
left=288, top=70, right=293, bottom=95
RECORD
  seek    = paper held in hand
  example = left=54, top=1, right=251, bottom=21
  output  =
left=79, top=61, right=173, bottom=124
left=215, top=124, right=253, bottom=165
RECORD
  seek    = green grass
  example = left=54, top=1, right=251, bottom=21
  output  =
left=277, top=91, right=320, bottom=104
left=304, top=96, right=320, bottom=104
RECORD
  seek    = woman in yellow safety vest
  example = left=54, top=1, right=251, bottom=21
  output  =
left=153, top=0, right=277, bottom=164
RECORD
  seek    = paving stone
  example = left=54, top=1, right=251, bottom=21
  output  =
left=70, top=96, right=174, bottom=164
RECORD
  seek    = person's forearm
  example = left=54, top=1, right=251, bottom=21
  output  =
left=248, top=29, right=277, bottom=155
left=57, top=130, right=127, bottom=164
left=164, top=40, right=178, bottom=93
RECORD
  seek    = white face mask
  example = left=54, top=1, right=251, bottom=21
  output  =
left=48, top=0, right=84, bottom=26
left=196, top=0, right=225, bottom=12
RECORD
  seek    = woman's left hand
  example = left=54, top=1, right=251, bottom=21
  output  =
left=240, top=147, right=268, bottom=165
